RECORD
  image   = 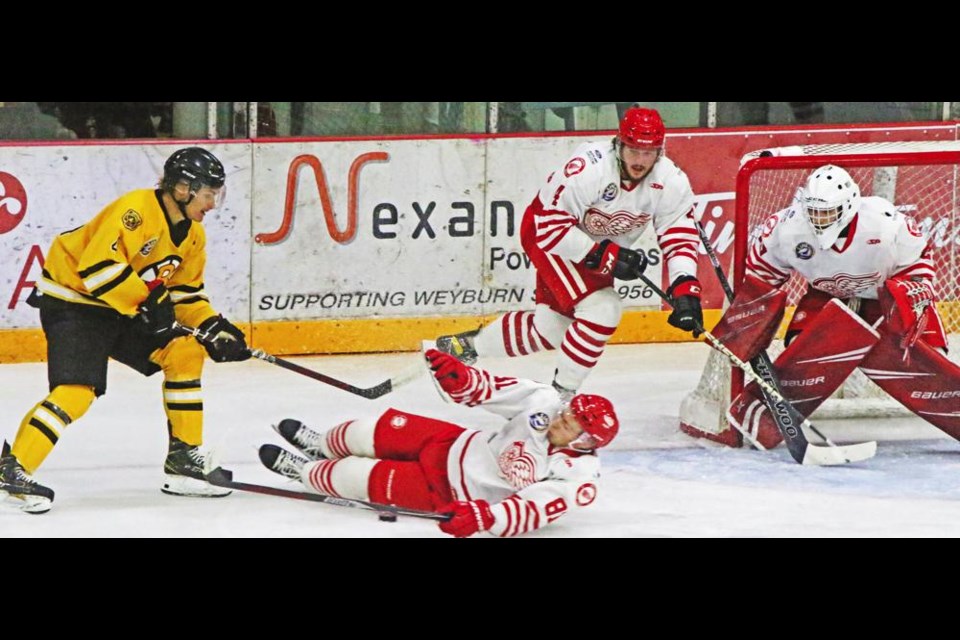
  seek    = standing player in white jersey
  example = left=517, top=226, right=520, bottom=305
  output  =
left=435, top=106, right=703, bottom=398
left=257, top=349, right=620, bottom=538
left=711, top=164, right=960, bottom=448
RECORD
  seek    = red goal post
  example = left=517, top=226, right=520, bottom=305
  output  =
left=681, top=142, right=960, bottom=447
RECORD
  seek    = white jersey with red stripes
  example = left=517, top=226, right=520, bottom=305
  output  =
left=531, top=139, right=698, bottom=282
left=444, top=369, right=601, bottom=537
left=745, top=196, right=933, bottom=299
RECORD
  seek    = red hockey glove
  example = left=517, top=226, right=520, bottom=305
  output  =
left=424, top=349, right=474, bottom=395
left=883, top=278, right=936, bottom=361
left=438, top=500, right=495, bottom=538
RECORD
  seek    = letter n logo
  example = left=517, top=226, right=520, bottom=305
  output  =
left=255, top=152, right=388, bottom=245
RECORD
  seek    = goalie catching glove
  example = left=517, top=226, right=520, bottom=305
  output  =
left=583, top=239, right=647, bottom=281
left=881, top=277, right=945, bottom=359
left=197, top=315, right=251, bottom=362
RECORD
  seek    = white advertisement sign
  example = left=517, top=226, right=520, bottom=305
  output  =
left=250, top=135, right=665, bottom=322
left=0, top=142, right=252, bottom=329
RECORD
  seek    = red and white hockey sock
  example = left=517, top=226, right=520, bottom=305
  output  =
left=474, top=309, right=560, bottom=357
left=554, top=289, right=621, bottom=390
left=554, top=318, right=617, bottom=391
left=318, top=417, right=376, bottom=459
left=301, top=457, right=378, bottom=500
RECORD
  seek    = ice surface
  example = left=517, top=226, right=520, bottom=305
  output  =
left=2, top=343, right=957, bottom=537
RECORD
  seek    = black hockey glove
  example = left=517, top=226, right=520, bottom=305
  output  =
left=138, top=284, right=176, bottom=335
left=583, top=240, right=647, bottom=281
left=667, top=275, right=704, bottom=338
left=197, top=315, right=251, bottom=362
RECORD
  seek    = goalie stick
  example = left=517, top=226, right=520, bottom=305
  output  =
left=692, top=221, right=873, bottom=453
left=635, top=268, right=875, bottom=466
left=172, top=322, right=420, bottom=399
left=693, top=220, right=877, bottom=457
left=204, top=467, right=452, bottom=521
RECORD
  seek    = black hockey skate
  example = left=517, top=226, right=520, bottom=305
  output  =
left=258, top=444, right=309, bottom=480
left=272, top=419, right=327, bottom=461
left=435, top=329, right=479, bottom=365
left=0, top=441, right=54, bottom=514
left=162, top=437, right=231, bottom=497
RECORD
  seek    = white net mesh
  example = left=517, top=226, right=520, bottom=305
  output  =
left=682, top=144, right=960, bottom=439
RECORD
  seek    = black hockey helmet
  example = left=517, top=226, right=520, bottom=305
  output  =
left=162, top=147, right=225, bottom=192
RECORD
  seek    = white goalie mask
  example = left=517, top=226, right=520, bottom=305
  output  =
left=800, top=164, right=861, bottom=249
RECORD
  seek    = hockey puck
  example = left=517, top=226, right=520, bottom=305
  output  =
left=379, top=513, right=398, bottom=523
left=759, top=150, right=774, bottom=157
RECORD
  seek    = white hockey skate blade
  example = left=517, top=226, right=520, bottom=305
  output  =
left=161, top=474, right=232, bottom=497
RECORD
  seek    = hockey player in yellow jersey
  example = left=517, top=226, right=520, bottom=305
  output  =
left=0, top=147, right=250, bottom=513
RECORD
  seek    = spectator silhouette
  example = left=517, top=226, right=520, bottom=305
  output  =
left=0, top=102, right=76, bottom=140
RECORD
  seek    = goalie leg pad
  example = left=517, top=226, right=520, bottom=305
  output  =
left=711, top=274, right=788, bottom=362
left=860, top=328, right=960, bottom=439
left=727, top=385, right=781, bottom=449
left=728, top=299, right=881, bottom=448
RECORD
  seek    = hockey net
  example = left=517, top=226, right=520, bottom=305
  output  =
left=681, top=142, right=960, bottom=446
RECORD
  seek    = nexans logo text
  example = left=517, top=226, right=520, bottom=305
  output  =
left=256, top=152, right=519, bottom=245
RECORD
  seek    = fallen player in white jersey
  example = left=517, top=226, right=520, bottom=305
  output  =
left=258, top=349, right=620, bottom=538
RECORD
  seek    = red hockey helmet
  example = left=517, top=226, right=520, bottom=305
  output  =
left=618, top=107, right=665, bottom=148
left=567, top=394, right=620, bottom=450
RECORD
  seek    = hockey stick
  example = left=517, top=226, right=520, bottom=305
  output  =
left=694, top=221, right=877, bottom=460
left=172, top=322, right=421, bottom=399
left=204, top=467, right=451, bottom=521
left=635, top=269, right=875, bottom=465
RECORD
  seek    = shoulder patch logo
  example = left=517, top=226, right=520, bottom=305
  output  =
left=139, top=237, right=159, bottom=256
left=601, top=183, right=618, bottom=202
left=795, top=242, right=815, bottom=260
left=122, top=209, right=142, bottom=231
left=564, top=157, right=586, bottom=177
left=529, top=412, right=550, bottom=431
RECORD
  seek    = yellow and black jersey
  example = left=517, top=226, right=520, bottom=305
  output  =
left=38, top=188, right=217, bottom=327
